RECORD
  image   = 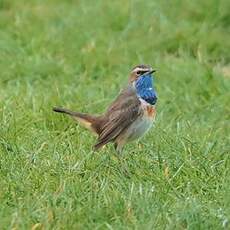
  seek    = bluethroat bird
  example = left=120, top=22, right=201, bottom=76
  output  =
left=53, top=64, right=157, bottom=152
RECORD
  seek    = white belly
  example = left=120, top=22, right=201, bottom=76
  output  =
left=126, top=99, right=156, bottom=142
left=126, top=116, right=153, bottom=142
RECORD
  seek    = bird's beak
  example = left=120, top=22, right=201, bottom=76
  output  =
left=148, top=69, right=156, bottom=75
left=142, top=69, right=156, bottom=76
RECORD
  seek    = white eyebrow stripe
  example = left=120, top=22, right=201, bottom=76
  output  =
left=132, top=67, right=150, bottom=73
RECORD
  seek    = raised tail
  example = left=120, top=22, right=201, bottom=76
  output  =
left=53, top=107, right=102, bottom=135
left=53, top=107, right=81, bottom=116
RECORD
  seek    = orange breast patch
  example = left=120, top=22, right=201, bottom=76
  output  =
left=146, top=106, right=156, bottom=118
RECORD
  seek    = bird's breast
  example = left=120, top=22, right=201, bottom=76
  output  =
left=124, top=101, right=155, bottom=142
left=140, top=98, right=156, bottom=120
left=146, top=105, right=156, bottom=118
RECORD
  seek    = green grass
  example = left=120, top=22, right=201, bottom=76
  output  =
left=0, top=0, right=230, bottom=229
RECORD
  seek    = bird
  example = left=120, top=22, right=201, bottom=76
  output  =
left=53, top=64, right=157, bottom=153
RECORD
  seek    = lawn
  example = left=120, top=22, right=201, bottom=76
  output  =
left=0, top=0, right=230, bottom=229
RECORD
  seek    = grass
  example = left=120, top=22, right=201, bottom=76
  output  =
left=0, top=0, right=230, bottom=229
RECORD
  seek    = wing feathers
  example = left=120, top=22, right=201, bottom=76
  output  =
left=94, top=86, right=142, bottom=149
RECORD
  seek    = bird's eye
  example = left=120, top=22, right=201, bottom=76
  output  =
left=137, top=71, right=141, bottom=75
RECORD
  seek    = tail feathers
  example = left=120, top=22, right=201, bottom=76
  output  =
left=53, top=107, right=121, bottom=151
left=53, top=107, right=100, bottom=134
left=53, top=107, right=80, bottom=116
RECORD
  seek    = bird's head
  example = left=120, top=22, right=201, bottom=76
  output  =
left=129, top=64, right=157, bottom=105
left=129, top=64, right=155, bottom=82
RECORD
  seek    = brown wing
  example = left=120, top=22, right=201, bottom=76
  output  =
left=94, top=86, right=142, bottom=149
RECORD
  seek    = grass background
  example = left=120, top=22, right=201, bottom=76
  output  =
left=0, top=0, right=230, bottom=229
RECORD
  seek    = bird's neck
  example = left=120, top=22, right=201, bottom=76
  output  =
left=134, top=75, right=157, bottom=105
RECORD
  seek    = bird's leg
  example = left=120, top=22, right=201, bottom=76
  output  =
left=114, top=140, right=125, bottom=154
left=113, top=140, right=130, bottom=176
left=114, top=142, right=118, bottom=151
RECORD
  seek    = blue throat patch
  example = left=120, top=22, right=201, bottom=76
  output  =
left=135, top=73, right=157, bottom=105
